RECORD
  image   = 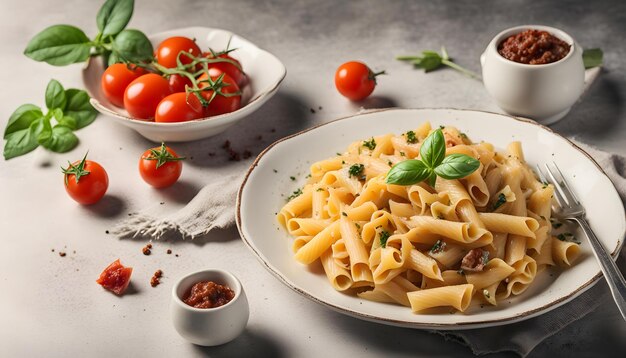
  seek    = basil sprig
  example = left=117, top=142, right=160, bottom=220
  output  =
left=24, top=0, right=152, bottom=67
left=397, top=47, right=481, bottom=79
left=582, top=48, right=603, bottom=69
left=385, top=129, right=480, bottom=187
left=3, top=80, right=97, bottom=159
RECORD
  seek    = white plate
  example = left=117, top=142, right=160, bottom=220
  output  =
left=82, top=27, right=286, bottom=142
left=236, top=108, right=625, bottom=329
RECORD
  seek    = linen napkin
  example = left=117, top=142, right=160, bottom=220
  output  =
left=112, top=139, right=626, bottom=356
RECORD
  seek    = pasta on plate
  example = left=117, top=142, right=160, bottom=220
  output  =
left=277, top=122, right=581, bottom=314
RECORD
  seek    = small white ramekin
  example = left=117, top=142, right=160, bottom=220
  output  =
left=170, top=269, right=249, bottom=346
left=481, top=25, right=585, bottom=125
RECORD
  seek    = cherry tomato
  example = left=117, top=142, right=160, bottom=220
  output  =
left=123, top=74, right=171, bottom=120
left=155, top=92, right=204, bottom=123
left=335, top=61, right=384, bottom=101
left=197, top=68, right=242, bottom=117
left=204, top=52, right=246, bottom=87
left=62, top=154, right=109, bottom=205
left=168, top=74, right=192, bottom=93
left=156, top=36, right=202, bottom=69
left=100, top=64, right=145, bottom=107
left=139, top=143, right=184, bottom=188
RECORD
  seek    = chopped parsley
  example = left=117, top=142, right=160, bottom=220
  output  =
left=305, top=174, right=311, bottom=179
left=273, top=169, right=278, bottom=173
left=316, top=188, right=324, bottom=192
left=290, top=176, right=296, bottom=181
left=493, top=193, right=506, bottom=210
left=551, top=218, right=563, bottom=229
left=348, top=163, right=365, bottom=179
left=459, top=132, right=468, bottom=140
left=355, top=223, right=361, bottom=229
left=542, top=181, right=549, bottom=189
left=286, top=188, right=303, bottom=201
left=405, top=130, right=417, bottom=144
left=336, top=152, right=342, bottom=156
left=457, top=269, right=465, bottom=276
left=341, top=212, right=348, bottom=217
left=439, top=125, right=445, bottom=130
left=387, top=160, right=393, bottom=166
left=430, top=240, right=446, bottom=254
left=363, top=138, right=377, bottom=150
left=379, top=230, right=391, bottom=248
left=400, top=151, right=406, bottom=157
left=557, top=232, right=580, bottom=244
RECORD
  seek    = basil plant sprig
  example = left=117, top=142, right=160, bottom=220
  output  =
left=397, top=47, right=481, bottom=79
left=385, top=128, right=480, bottom=187
left=3, top=80, right=97, bottom=159
left=24, top=0, right=152, bottom=67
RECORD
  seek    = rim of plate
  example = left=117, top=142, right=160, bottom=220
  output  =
left=86, top=26, right=287, bottom=127
left=235, top=107, right=625, bottom=329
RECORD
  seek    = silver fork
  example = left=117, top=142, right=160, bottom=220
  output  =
left=537, top=162, right=626, bottom=320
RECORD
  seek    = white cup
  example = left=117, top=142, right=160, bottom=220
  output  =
left=481, top=25, right=584, bottom=125
left=170, top=269, right=249, bottom=346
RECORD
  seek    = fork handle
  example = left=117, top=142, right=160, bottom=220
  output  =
left=573, top=217, right=626, bottom=320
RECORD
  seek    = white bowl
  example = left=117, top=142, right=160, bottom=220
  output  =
left=170, top=269, right=249, bottom=346
left=481, top=25, right=585, bottom=125
left=82, top=27, right=286, bottom=142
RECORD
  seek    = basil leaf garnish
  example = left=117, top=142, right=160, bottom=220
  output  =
left=97, top=0, right=134, bottom=37
left=4, top=104, right=43, bottom=139
left=24, top=25, right=91, bottom=66
left=420, top=128, right=446, bottom=168
left=113, top=29, right=153, bottom=62
left=386, top=159, right=432, bottom=185
left=64, top=89, right=97, bottom=129
left=433, top=153, right=481, bottom=179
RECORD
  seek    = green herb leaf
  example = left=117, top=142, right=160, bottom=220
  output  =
left=415, top=53, right=442, bottom=72
left=107, top=51, right=121, bottom=66
left=57, top=116, right=77, bottom=130
left=63, top=89, right=98, bottom=129
left=379, top=230, right=390, bottom=248
left=97, top=0, right=134, bottom=37
left=363, top=137, right=377, bottom=151
left=40, top=126, right=79, bottom=153
left=24, top=25, right=91, bottom=66
left=286, top=188, right=303, bottom=201
left=113, top=29, right=153, bottom=62
left=583, top=48, right=603, bottom=69
left=3, top=120, right=41, bottom=159
left=348, top=163, right=365, bottom=179
left=4, top=104, right=43, bottom=139
left=45, top=79, right=67, bottom=110
left=405, top=130, right=417, bottom=144
left=493, top=192, right=507, bottom=210
left=433, top=153, right=480, bottom=180
left=420, top=128, right=446, bottom=168
left=386, top=159, right=432, bottom=185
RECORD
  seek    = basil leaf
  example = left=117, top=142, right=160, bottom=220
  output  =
left=57, top=116, right=77, bottom=130
left=53, top=108, right=64, bottom=121
left=385, top=159, right=432, bottom=185
left=97, top=0, right=134, bottom=37
left=64, top=89, right=97, bottom=129
left=107, top=50, right=121, bottom=66
left=40, top=125, right=79, bottom=153
left=583, top=48, right=603, bottom=69
left=24, top=25, right=92, bottom=66
left=36, top=117, right=53, bottom=144
left=113, top=29, right=153, bottom=62
left=3, top=128, right=39, bottom=160
left=420, top=128, right=446, bottom=169
left=434, top=153, right=480, bottom=180
left=45, top=79, right=67, bottom=110
left=4, top=104, right=43, bottom=138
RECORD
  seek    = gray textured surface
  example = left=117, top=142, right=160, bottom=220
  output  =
left=0, top=1, right=625, bottom=357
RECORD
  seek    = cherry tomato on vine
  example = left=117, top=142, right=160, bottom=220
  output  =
left=168, top=74, right=192, bottom=93
left=156, top=36, right=202, bottom=69
left=100, top=64, right=146, bottom=107
left=334, top=61, right=385, bottom=101
left=197, top=68, right=242, bottom=117
left=123, top=74, right=171, bottom=120
left=155, top=92, right=204, bottom=123
left=62, top=153, right=109, bottom=205
left=139, top=143, right=184, bottom=188
left=204, top=52, right=246, bottom=87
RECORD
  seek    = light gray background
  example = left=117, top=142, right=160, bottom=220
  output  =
left=1, top=0, right=625, bottom=357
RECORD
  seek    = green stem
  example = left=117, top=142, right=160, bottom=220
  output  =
left=441, top=59, right=481, bottom=80
left=396, top=55, right=422, bottom=61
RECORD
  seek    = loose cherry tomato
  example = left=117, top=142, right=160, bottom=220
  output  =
left=155, top=92, right=204, bottom=123
left=62, top=153, right=108, bottom=205
left=156, top=36, right=202, bottom=69
left=204, top=51, right=246, bottom=87
left=168, top=74, right=192, bottom=93
left=139, top=143, right=184, bottom=188
left=96, top=259, right=133, bottom=295
left=335, top=61, right=384, bottom=101
left=100, top=64, right=146, bottom=107
left=123, top=73, right=171, bottom=120
left=197, top=68, right=242, bottom=117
